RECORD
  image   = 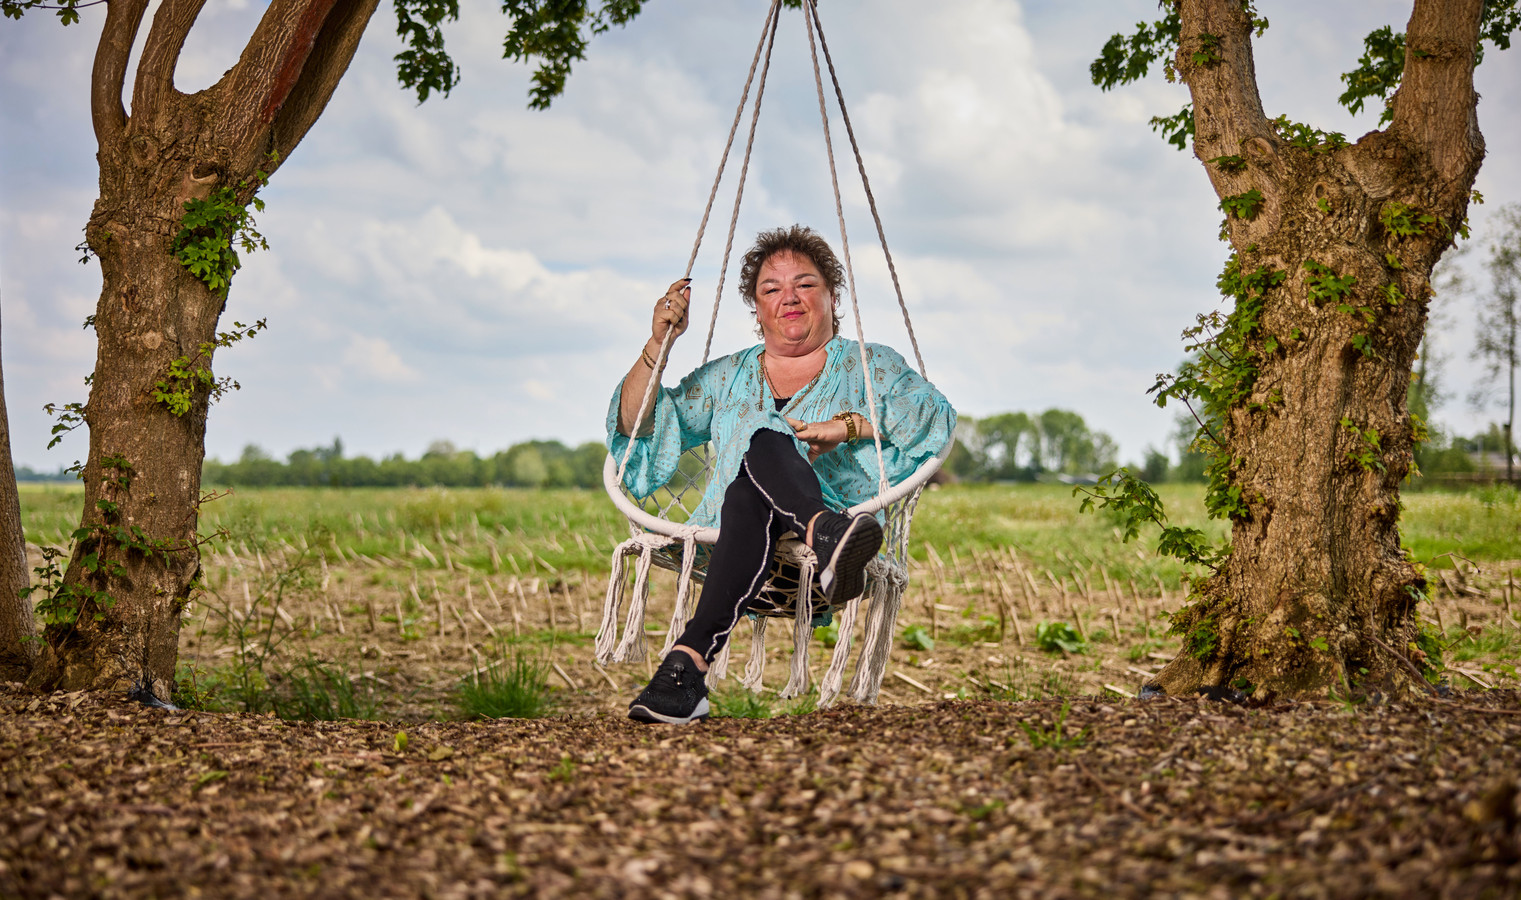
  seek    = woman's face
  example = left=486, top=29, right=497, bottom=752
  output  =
left=755, top=251, right=834, bottom=355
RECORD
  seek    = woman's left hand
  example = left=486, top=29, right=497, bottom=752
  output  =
left=786, top=416, right=849, bottom=463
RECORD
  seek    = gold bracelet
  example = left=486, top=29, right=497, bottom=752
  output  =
left=640, top=347, right=659, bottom=369
left=833, top=411, right=858, bottom=443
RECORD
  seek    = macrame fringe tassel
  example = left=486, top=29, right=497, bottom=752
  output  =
left=741, top=616, right=768, bottom=692
left=779, top=559, right=815, bottom=699
left=613, top=546, right=656, bottom=663
left=710, top=637, right=733, bottom=682
left=818, top=592, right=861, bottom=708
left=850, top=562, right=905, bottom=704
left=595, top=541, right=634, bottom=664
left=659, top=536, right=699, bottom=657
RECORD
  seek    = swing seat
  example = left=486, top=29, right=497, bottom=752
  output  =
left=595, top=439, right=951, bottom=707
left=592, top=0, right=951, bottom=709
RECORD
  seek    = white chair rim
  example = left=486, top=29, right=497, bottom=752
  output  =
left=602, top=438, right=953, bottom=545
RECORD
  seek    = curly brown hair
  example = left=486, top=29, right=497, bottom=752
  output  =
left=737, top=225, right=844, bottom=336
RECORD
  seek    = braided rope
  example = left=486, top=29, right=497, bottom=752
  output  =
left=683, top=0, right=781, bottom=281
left=807, top=0, right=926, bottom=377
left=802, top=0, right=889, bottom=496
left=702, top=0, right=782, bottom=365
left=615, top=0, right=781, bottom=489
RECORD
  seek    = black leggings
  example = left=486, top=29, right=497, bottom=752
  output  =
left=676, top=428, right=831, bottom=663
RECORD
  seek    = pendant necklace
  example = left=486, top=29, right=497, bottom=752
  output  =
left=760, top=350, right=825, bottom=415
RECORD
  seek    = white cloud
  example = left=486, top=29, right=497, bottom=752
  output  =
left=2, top=0, right=1518, bottom=470
left=341, top=335, right=418, bottom=384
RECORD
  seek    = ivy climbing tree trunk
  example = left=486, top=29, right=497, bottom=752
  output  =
left=1148, top=0, right=1486, bottom=699
left=24, top=0, right=382, bottom=699
left=0, top=298, right=37, bottom=682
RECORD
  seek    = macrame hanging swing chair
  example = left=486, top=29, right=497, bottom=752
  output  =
left=595, top=0, right=952, bottom=708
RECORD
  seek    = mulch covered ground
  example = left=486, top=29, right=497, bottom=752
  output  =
left=2, top=685, right=1518, bottom=899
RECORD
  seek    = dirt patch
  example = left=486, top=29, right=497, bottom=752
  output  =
left=3, top=685, right=1518, bottom=898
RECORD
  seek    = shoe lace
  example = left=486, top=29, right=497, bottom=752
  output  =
left=655, top=657, right=688, bottom=688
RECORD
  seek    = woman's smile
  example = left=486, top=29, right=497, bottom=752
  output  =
left=756, top=250, right=833, bottom=354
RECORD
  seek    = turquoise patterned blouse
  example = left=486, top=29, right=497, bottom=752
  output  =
left=607, top=336, right=956, bottom=529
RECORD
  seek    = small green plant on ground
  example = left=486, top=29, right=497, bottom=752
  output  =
left=900, top=623, right=935, bottom=651
left=1035, top=621, right=1087, bottom=655
left=946, top=616, right=1001, bottom=646
left=188, top=530, right=324, bottom=714
left=979, top=659, right=1077, bottom=701
left=782, top=692, right=818, bottom=717
left=172, top=662, right=223, bottom=710
left=455, top=646, right=556, bottom=719
left=710, top=689, right=772, bottom=719
left=274, top=658, right=380, bottom=721
left=1447, top=623, right=1521, bottom=665
left=1017, top=701, right=1090, bottom=750
left=547, top=756, right=577, bottom=782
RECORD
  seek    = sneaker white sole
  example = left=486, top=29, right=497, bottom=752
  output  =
left=819, top=514, right=883, bottom=604
left=628, top=696, right=711, bottom=725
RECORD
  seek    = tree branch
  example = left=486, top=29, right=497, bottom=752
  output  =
left=214, top=0, right=354, bottom=171
left=1177, top=0, right=1274, bottom=197
left=129, top=0, right=207, bottom=122
left=89, top=0, right=149, bottom=148
left=267, top=0, right=382, bottom=167
left=1388, top=0, right=1485, bottom=184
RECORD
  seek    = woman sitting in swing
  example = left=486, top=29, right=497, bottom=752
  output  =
left=610, top=225, right=955, bottom=724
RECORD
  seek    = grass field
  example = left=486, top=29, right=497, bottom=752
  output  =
left=16, top=481, right=1521, bottom=719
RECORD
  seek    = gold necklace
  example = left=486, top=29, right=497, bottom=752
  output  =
left=760, top=351, right=825, bottom=412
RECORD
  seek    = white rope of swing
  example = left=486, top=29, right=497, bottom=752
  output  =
left=615, top=0, right=781, bottom=490
left=617, top=0, right=926, bottom=500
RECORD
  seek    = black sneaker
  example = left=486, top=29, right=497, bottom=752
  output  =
left=628, top=652, right=710, bottom=725
left=811, top=511, right=884, bottom=604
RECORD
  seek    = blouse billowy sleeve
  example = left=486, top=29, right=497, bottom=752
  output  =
left=605, top=361, right=720, bottom=499
left=848, top=344, right=957, bottom=487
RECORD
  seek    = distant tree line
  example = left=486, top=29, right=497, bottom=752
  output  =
left=943, top=409, right=1118, bottom=482
left=200, top=439, right=608, bottom=489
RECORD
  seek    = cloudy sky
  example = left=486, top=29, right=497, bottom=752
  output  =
left=2, top=0, right=1518, bottom=472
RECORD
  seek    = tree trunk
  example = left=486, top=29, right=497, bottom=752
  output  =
left=24, top=210, right=223, bottom=697
left=1149, top=0, right=1485, bottom=699
left=24, top=0, right=380, bottom=701
left=0, top=298, right=38, bottom=682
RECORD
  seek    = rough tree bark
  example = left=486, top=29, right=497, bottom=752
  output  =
left=1149, top=0, right=1486, bottom=698
left=0, top=299, right=38, bottom=682
left=23, top=0, right=382, bottom=699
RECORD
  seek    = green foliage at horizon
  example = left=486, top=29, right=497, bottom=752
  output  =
left=944, top=408, right=1119, bottom=483
left=203, top=437, right=607, bottom=490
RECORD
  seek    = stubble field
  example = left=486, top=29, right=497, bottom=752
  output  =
left=15, top=481, right=1521, bottom=720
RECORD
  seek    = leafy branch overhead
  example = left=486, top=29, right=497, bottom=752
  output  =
left=9, top=0, right=683, bottom=112
left=0, top=0, right=100, bottom=26
left=1091, top=0, right=1520, bottom=150
left=495, top=0, right=803, bottom=110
